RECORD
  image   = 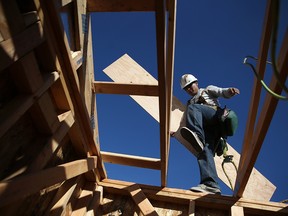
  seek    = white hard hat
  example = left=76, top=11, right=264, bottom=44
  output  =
left=180, top=74, right=198, bottom=89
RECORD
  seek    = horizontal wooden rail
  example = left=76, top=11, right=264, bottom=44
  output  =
left=0, top=71, right=59, bottom=137
left=93, top=81, right=159, bottom=96
left=101, top=151, right=161, bottom=170
left=0, top=156, right=97, bottom=207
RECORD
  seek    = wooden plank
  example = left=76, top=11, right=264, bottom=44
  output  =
left=101, top=151, right=161, bottom=170
left=30, top=91, right=61, bottom=134
left=231, top=205, right=244, bottom=216
left=71, top=182, right=95, bottom=216
left=0, top=156, right=97, bottom=207
left=48, top=176, right=84, bottom=216
left=234, top=29, right=288, bottom=197
left=74, top=0, right=86, bottom=51
left=237, top=0, right=273, bottom=171
left=0, top=0, right=25, bottom=39
left=0, top=21, right=45, bottom=71
left=155, top=0, right=168, bottom=187
left=166, top=0, right=177, bottom=156
left=9, top=52, right=44, bottom=93
left=93, top=81, right=159, bottom=96
left=87, top=0, right=156, bottom=12
left=188, top=200, right=195, bottom=216
left=37, top=0, right=107, bottom=179
left=23, top=11, right=40, bottom=27
left=0, top=71, right=59, bottom=137
left=27, top=111, right=75, bottom=172
left=86, top=185, right=103, bottom=215
left=102, top=54, right=276, bottom=201
left=99, top=178, right=288, bottom=215
left=127, top=184, right=158, bottom=216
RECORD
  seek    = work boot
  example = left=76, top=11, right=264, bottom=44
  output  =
left=190, top=184, right=221, bottom=195
left=180, top=127, right=204, bottom=153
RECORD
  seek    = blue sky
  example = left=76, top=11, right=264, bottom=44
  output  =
left=91, top=0, right=288, bottom=202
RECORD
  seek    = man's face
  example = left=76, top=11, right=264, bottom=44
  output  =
left=184, top=81, right=199, bottom=96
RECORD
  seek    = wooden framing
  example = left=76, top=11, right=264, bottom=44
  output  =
left=98, top=178, right=288, bottom=215
left=101, top=53, right=276, bottom=201
left=234, top=0, right=288, bottom=198
left=1, top=0, right=287, bottom=215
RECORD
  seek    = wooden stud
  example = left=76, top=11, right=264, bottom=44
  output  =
left=70, top=182, right=95, bottom=216
left=86, top=185, right=103, bottom=214
left=188, top=200, right=195, bottom=216
left=155, top=0, right=168, bottom=187
left=101, top=151, right=161, bottom=170
left=127, top=184, right=158, bottom=216
left=93, top=81, right=159, bottom=96
left=47, top=175, right=84, bottom=216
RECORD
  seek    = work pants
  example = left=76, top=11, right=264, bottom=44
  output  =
left=185, top=103, right=220, bottom=189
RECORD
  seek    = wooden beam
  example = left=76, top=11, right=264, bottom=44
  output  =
left=38, top=0, right=107, bottom=179
left=9, top=52, right=44, bottom=93
left=71, top=182, right=96, bottom=216
left=86, top=185, right=103, bottom=215
left=0, top=21, right=45, bottom=71
left=30, top=91, right=61, bottom=134
left=237, top=0, right=273, bottom=171
left=0, top=71, right=59, bottom=137
left=93, top=81, right=159, bottom=96
left=101, top=151, right=161, bottom=170
left=234, top=29, right=288, bottom=197
left=165, top=0, right=177, bottom=186
left=155, top=0, right=168, bottom=188
left=47, top=175, right=85, bottom=216
left=27, top=111, right=75, bottom=172
left=188, top=200, right=195, bottom=216
left=87, top=0, right=156, bottom=12
left=0, top=157, right=97, bottom=207
left=102, top=54, right=276, bottom=201
left=127, top=184, right=158, bottom=216
left=99, top=178, right=288, bottom=215
left=0, top=0, right=25, bottom=39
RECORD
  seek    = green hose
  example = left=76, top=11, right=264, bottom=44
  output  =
left=243, top=57, right=288, bottom=100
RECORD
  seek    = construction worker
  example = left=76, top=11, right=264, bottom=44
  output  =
left=178, top=74, right=240, bottom=194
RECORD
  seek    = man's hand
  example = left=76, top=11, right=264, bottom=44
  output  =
left=229, top=87, right=240, bottom=96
